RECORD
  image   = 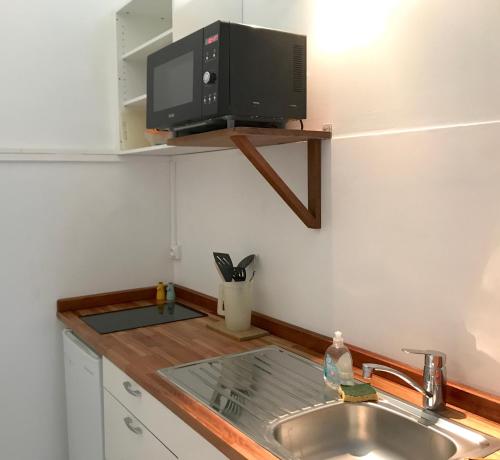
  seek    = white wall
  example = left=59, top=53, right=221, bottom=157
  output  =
left=242, top=0, right=500, bottom=133
left=172, top=0, right=242, bottom=40
left=0, top=0, right=120, bottom=150
left=0, top=160, right=172, bottom=460
left=0, top=2, right=172, bottom=460
left=173, top=0, right=500, bottom=397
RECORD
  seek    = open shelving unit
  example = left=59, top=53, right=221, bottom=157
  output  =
left=116, top=0, right=172, bottom=151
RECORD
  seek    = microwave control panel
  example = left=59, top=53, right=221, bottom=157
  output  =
left=202, top=24, right=221, bottom=117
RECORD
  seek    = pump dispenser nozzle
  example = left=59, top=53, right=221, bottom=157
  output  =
left=333, top=330, right=344, bottom=346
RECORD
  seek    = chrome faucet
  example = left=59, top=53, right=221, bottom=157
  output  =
left=362, top=348, right=446, bottom=411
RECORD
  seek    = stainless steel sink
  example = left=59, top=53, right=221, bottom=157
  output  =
left=158, top=346, right=500, bottom=460
left=268, top=399, right=490, bottom=460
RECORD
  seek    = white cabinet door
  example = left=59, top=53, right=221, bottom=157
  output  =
left=173, top=0, right=243, bottom=40
left=104, top=390, right=177, bottom=460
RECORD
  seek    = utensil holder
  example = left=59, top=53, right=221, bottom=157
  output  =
left=217, top=281, right=253, bottom=332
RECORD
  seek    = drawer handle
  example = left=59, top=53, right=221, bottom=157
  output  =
left=123, top=381, right=141, bottom=397
left=124, top=416, right=143, bottom=435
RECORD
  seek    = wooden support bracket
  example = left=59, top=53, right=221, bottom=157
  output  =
left=167, top=127, right=329, bottom=229
left=230, top=135, right=322, bottom=229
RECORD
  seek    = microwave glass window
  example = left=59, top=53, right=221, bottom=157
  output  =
left=153, top=51, right=194, bottom=112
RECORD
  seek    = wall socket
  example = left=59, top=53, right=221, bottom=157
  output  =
left=170, top=244, right=182, bottom=260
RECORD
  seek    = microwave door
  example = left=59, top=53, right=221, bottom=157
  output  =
left=147, top=29, right=203, bottom=130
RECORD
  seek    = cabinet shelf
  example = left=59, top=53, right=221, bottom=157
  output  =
left=123, top=94, right=146, bottom=109
left=119, top=144, right=226, bottom=156
left=121, top=29, right=173, bottom=62
left=168, top=128, right=331, bottom=228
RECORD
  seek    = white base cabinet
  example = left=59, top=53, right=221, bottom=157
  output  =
left=103, top=357, right=227, bottom=460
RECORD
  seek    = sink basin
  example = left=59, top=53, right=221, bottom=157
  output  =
left=268, top=398, right=500, bottom=460
left=271, top=402, right=455, bottom=460
left=158, top=346, right=500, bottom=460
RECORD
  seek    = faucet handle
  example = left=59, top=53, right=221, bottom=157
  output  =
left=402, top=348, right=446, bottom=368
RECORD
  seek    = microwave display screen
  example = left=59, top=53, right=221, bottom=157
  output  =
left=205, top=33, right=219, bottom=45
left=153, top=51, right=194, bottom=112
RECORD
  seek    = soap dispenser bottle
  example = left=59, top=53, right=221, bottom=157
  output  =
left=323, top=331, right=355, bottom=390
left=166, top=282, right=176, bottom=303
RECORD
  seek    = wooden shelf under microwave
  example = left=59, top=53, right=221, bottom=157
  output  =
left=168, top=127, right=332, bottom=229
left=166, top=127, right=331, bottom=148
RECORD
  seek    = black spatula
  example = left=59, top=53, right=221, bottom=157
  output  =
left=213, top=252, right=234, bottom=282
left=237, top=254, right=255, bottom=269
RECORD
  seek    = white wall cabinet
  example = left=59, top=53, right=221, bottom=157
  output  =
left=103, top=357, right=227, bottom=460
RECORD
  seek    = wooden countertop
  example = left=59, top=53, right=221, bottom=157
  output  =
left=57, top=296, right=500, bottom=460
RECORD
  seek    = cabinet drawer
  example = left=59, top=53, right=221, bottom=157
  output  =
left=104, top=390, right=176, bottom=460
left=103, top=357, right=227, bottom=460
left=103, top=357, right=149, bottom=422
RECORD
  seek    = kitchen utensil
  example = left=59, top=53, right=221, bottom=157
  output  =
left=213, top=252, right=233, bottom=282
left=214, top=262, right=226, bottom=282
left=237, top=254, right=255, bottom=269
left=232, top=266, right=246, bottom=282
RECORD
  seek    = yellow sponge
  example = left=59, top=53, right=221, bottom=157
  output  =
left=340, top=383, right=378, bottom=403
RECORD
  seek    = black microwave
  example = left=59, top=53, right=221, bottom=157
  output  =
left=147, top=21, right=306, bottom=136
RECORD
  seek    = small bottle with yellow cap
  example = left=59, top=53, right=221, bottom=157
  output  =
left=156, top=282, right=166, bottom=302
